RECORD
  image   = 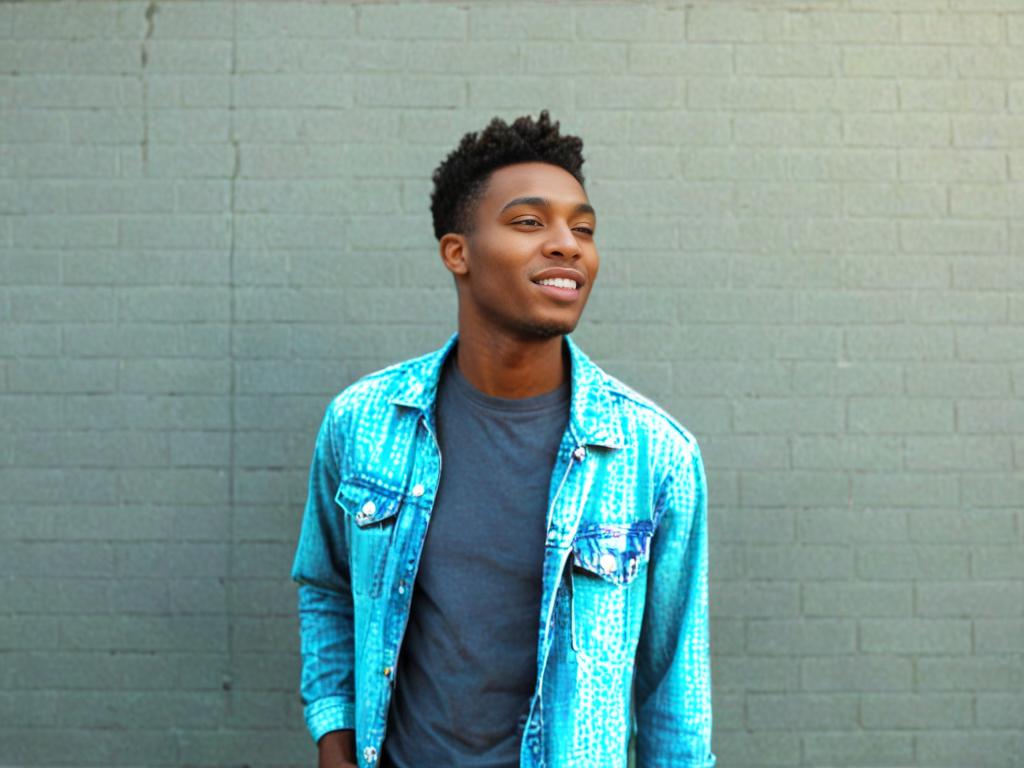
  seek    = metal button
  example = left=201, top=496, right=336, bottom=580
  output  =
left=363, top=745, right=378, bottom=763
left=411, top=483, right=425, bottom=497
left=383, top=666, right=392, bottom=677
left=398, top=580, right=406, bottom=595
left=572, top=446, right=586, bottom=461
left=361, top=500, right=376, bottom=516
left=600, top=553, right=618, bottom=573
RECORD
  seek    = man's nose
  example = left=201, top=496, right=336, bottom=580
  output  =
left=543, top=223, right=581, bottom=258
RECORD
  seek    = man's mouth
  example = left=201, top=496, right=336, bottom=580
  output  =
left=532, top=276, right=582, bottom=302
left=535, top=277, right=578, bottom=290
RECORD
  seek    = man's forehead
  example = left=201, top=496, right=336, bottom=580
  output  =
left=483, top=162, right=589, bottom=208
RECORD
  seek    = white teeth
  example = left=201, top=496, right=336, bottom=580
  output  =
left=537, top=277, right=578, bottom=290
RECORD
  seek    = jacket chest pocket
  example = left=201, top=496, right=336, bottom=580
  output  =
left=335, top=478, right=404, bottom=599
left=569, top=520, right=654, bottom=664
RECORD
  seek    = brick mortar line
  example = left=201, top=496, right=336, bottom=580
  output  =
left=222, top=0, right=240, bottom=732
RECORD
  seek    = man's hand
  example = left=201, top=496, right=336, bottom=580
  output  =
left=318, top=729, right=357, bottom=768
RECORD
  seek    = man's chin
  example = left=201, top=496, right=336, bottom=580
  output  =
left=517, top=316, right=578, bottom=340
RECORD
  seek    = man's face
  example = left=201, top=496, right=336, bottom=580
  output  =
left=444, top=161, right=600, bottom=341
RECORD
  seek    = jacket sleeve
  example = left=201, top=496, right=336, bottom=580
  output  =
left=634, top=437, right=715, bottom=767
left=290, top=402, right=356, bottom=742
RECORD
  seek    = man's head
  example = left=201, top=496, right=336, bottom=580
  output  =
left=430, top=111, right=599, bottom=341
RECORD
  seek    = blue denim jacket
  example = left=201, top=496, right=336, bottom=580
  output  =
left=291, top=332, right=715, bottom=768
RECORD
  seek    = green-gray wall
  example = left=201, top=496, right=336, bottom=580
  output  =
left=2, top=1, right=1022, bottom=766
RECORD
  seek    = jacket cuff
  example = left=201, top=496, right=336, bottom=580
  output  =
left=305, top=696, right=356, bottom=743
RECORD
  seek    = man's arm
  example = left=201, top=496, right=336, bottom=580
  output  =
left=633, top=438, right=715, bottom=768
left=292, top=403, right=358, bottom=755
left=318, top=730, right=356, bottom=768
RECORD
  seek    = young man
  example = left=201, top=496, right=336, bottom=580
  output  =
left=291, top=111, right=715, bottom=768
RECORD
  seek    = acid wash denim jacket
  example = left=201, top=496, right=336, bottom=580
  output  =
left=291, top=332, right=716, bottom=768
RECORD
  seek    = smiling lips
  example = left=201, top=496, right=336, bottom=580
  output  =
left=532, top=276, right=582, bottom=301
left=536, top=277, right=578, bottom=290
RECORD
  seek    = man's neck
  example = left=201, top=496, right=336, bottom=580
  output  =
left=453, top=327, right=568, bottom=400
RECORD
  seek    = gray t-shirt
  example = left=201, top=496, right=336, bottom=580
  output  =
left=381, top=348, right=571, bottom=768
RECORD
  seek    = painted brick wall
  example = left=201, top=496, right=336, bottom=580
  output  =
left=1, top=1, right=1022, bottom=766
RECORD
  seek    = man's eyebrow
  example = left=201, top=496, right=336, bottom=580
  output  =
left=500, top=196, right=596, bottom=217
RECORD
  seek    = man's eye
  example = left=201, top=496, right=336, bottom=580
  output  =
left=515, top=218, right=542, bottom=227
left=574, top=227, right=594, bottom=235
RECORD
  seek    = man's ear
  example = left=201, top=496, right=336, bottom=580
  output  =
left=439, top=233, right=469, bottom=277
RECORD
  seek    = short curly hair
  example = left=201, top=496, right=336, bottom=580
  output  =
left=429, top=110, right=586, bottom=241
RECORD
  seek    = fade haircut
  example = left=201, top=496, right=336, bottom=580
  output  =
left=429, top=110, right=586, bottom=241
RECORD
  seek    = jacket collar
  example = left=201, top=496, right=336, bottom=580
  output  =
left=388, top=331, right=626, bottom=450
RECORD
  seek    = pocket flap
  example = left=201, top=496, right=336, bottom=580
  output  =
left=335, top=478, right=403, bottom=528
left=571, top=520, right=654, bottom=586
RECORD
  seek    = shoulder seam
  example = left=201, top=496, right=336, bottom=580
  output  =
left=331, top=356, right=417, bottom=407
left=605, top=385, right=698, bottom=450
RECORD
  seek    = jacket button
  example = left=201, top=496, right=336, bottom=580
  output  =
left=361, top=500, right=376, bottom=516
left=363, top=745, right=378, bottom=763
left=383, top=666, right=392, bottom=677
left=572, top=446, right=586, bottom=461
left=411, top=483, right=425, bottom=497
left=600, top=553, right=618, bottom=573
